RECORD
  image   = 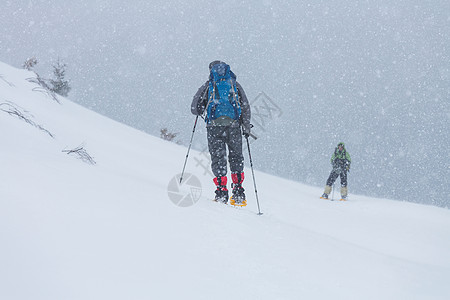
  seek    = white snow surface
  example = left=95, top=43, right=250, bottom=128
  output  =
left=1, top=61, right=450, bottom=300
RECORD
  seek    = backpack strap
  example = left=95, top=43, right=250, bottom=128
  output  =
left=229, top=76, right=240, bottom=119
left=204, top=84, right=215, bottom=120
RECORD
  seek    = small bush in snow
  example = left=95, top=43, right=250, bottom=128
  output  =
left=50, top=59, right=71, bottom=97
left=160, top=128, right=178, bottom=142
left=23, top=57, right=38, bottom=71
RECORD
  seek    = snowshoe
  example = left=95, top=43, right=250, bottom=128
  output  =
left=230, top=183, right=247, bottom=207
left=339, top=196, right=347, bottom=201
left=320, top=193, right=329, bottom=200
left=230, top=195, right=247, bottom=207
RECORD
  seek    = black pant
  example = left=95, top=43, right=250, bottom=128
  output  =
left=207, top=126, right=243, bottom=177
left=326, top=168, right=348, bottom=187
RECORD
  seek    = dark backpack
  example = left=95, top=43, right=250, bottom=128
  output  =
left=333, top=148, right=349, bottom=170
left=205, top=62, right=241, bottom=124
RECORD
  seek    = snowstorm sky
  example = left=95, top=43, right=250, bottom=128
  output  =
left=1, top=0, right=449, bottom=207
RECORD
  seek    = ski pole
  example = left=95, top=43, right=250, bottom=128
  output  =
left=245, top=135, right=263, bottom=215
left=180, top=115, right=199, bottom=184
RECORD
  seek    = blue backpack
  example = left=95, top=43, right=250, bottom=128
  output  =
left=205, top=63, right=241, bottom=124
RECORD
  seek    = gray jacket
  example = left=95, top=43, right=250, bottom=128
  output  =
left=191, top=80, right=251, bottom=134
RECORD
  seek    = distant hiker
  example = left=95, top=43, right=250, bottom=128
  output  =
left=191, top=61, right=251, bottom=206
left=320, top=142, right=351, bottom=201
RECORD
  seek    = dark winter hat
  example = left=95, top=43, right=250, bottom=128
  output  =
left=209, top=60, right=225, bottom=70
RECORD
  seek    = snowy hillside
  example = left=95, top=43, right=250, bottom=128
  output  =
left=3, top=1, right=449, bottom=207
left=1, top=61, right=450, bottom=300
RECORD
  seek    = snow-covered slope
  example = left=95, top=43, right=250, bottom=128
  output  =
left=1, top=61, right=449, bottom=300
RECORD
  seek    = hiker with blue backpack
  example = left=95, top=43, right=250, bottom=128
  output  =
left=191, top=61, right=251, bottom=206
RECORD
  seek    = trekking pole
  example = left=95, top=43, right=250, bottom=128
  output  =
left=346, top=168, right=350, bottom=201
left=245, top=135, right=263, bottom=215
left=331, top=182, right=336, bottom=201
left=180, top=115, right=199, bottom=184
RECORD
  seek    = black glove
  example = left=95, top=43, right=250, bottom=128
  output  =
left=242, top=124, right=251, bottom=138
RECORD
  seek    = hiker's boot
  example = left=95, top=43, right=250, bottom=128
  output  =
left=340, top=186, right=348, bottom=201
left=320, top=185, right=332, bottom=199
left=230, top=172, right=247, bottom=207
left=213, top=176, right=229, bottom=203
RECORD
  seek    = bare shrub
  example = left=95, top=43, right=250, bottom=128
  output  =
left=62, top=144, right=96, bottom=165
left=0, top=101, right=54, bottom=138
left=23, top=57, right=38, bottom=70
left=26, top=74, right=60, bottom=103
left=160, top=128, right=178, bottom=142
